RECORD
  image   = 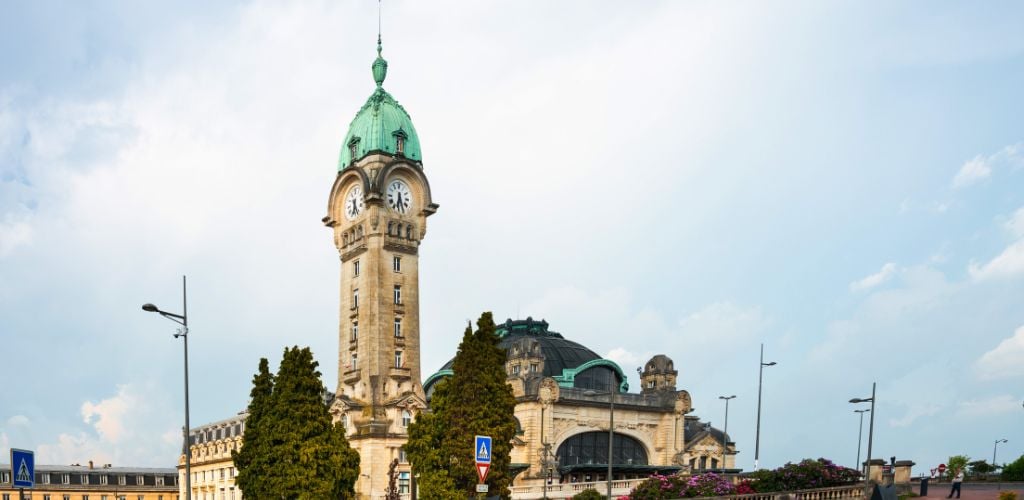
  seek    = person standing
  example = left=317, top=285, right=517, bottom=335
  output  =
left=947, top=468, right=964, bottom=498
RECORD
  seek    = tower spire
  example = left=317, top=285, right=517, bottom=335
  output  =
left=372, top=1, right=388, bottom=87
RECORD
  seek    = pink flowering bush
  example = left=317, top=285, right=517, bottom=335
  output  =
left=625, top=472, right=735, bottom=499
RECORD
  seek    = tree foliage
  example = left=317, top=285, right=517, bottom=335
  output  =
left=968, top=460, right=997, bottom=477
left=233, top=346, right=360, bottom=499
left=406, top=312, right=518, bottom=499
left=1003, top=454, right=1024, bottom=481
left=947, top=455, right=970, bottom=481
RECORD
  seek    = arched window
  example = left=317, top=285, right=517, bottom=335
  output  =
left=405, top=224, right=412, bottom=239
left=573, top=366, right=620, bottom=392
left=402, top=410, right=412, bottom=427
left=557, top=432, right=647, bottom=467
left=356, top=225, right=363, bottom=239
left=387, top=222, right=393, bottom=235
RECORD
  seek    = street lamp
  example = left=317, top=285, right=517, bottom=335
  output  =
left=719, top=395, right=736, bottom=473
left=849, top=382, right=876, bottom=496
left=142, top=275, right=191, bottom=500
left=994, top=438, right=1008, bottom=490
left=854, top=409, right=870, bottom=471
left=583, top=368, right=617, bottom=500
left=754, top=344, right=776, bottom=470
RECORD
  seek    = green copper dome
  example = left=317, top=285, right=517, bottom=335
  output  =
left=337, top=38, right=422, bottom=169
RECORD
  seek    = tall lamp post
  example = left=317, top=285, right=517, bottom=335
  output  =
left=854, top=409, right=870, bottom=471
left=583, top=369, right=617, bottom=500
left=994, top=438, right=1007, bottom=490
left=849, top=382, right=876, bottom=496
left=719, top=395, right=736, bottom=473
left=754, top=344, right=776, bottom=470
left=142, top=276, right=191, bottom=500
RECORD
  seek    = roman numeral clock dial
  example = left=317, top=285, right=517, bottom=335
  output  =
left=345, top=185, right=364, bottom=220
left=386, top=180, right=412, bottom=214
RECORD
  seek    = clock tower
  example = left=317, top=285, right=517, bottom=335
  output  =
left=324, top=37, right=437, bottom=499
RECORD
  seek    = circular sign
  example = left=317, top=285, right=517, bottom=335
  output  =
left=938, top=464, right=947, bottom=473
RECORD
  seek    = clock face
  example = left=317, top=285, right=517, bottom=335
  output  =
left=386, top=179, right=413, bottom=214
left=344, top=185, right=364, bottom=220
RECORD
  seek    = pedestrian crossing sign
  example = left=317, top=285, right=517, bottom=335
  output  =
left=11, top=448, right=34, bottom=488
left=475, top=435, right=492, bottom=464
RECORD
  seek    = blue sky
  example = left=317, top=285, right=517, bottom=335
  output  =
left=1, top=0, right=1023, bottom=474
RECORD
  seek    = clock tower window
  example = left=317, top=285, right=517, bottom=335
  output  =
left=351, top=322, right=358, bottom=342
left=353, top=289, right=359, bottom=309
left=394, top=318, right=402, bottom=337
left=395, top=351, right=403, bottom=368
left=393, top=256, right=401, bottom=272
left=353, top=260, right=360, bottom=277
left=393, top=285, right=402, bottom=305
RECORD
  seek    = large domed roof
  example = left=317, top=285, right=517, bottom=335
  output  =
left=337, top=38, right=422, bottom=169
left=424, top=318, right=628, bottom=397
left=438, top=318, right=603, bottom=378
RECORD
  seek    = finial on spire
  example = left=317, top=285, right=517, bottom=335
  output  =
left=372, top=0, right=388, bottom=87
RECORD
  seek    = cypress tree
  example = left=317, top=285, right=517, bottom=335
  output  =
left=233, top=357, right=274, bottom=499
left=407, top=312, right=518, bottom=499
left=235, top=347, right=360, bottom=499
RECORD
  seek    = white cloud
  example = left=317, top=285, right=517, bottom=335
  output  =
left=956, top=394, right=1021, bottom=418
left=969, top=240, right=1024, bottom=280
left=81, top=385, right=136, bottom=444
left=678, top=302, right=771, bottom=347
left=975, top=325, right=1024, bottom=380
left=605, top=347, right=645, bottom=369
left=1006, top=206, right=1024, bottom=238
left=889, top=404, right=942, bottom=428
left=952, top=142, right=1024, bottom=189
left=36, top=383, right=179, bottom=466
left=0, top=213, right=33, bottom=257
left=6, top=415, right=30, bottom=427
left=850, top=262, right=898, bottom=292
left=952, top=155, right=992, bottom=188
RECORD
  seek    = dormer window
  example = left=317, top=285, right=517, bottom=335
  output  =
left=392, top=129, right=408, bottom=156
left=348, top=137, right=361, bottom=162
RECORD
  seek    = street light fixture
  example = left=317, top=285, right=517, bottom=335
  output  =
left=854, top=409, right=870, bottom=471
left=719, top=395, right=736, bottom=473
left=849, top=382, right=876, bottom=496
left=754, top=344, right=776, bottom=470
left=142, top=276, right=191, bottom=500
left=994, top=438, right=1008, bottom=490
left=583, top=369, right=618, bottom=500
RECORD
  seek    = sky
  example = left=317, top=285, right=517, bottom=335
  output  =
left=1, top=0, right=1023, bottom=475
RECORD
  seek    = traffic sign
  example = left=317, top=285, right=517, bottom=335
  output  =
left=475, top=435, right=492, bottom=464
left=938, top=463, right=946, bottom=474
left=476, top=484, right=489, bottom=493
left=476, top=463, right=490, bottom=483
left=11, top=448, right=34, bottom=488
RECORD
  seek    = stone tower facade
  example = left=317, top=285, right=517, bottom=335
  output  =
left=324, top=38, right=437, bottom=499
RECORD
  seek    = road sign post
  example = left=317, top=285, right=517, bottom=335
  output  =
left=11, top=449, right=34, bottom=488
left=475, top=435, right=492, bottom=489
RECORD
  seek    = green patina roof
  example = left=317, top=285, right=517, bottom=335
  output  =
left=337, top=37, right=422, bottom=170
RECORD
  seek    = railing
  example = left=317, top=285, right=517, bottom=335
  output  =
left=509, top=482, right=864, bottom=499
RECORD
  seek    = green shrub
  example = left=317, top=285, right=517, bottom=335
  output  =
left=572, top=488, right=605, bottom=500
left=1003, top=454, right=1024, bottom=481
left=998, top=491, right=1017, bottom=500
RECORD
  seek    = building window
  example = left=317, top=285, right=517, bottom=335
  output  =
left=119, top=475, right=126, bottom=485
left=341, top=414, right=348, bottom=430
left=351, top=322, right=358, bottom=342
left=402, top=410, right=412, bottom=427
left=38, top=472, right=50, bottom=484
left=82, top=474, right=89, bottom=485
left=351, top=353, right=358, bottom=370
left=398, top=471, right=410, bottom=494
left=101, top=496, right=108, bottom=500
left=100, top=475, right=108, bottom=485
left=64, top=496, right=70, bottom=500
left=393, top=256, right=401, bottom=272
left=44, top=496, right=51, bottom=500
left=220, top=468, right=225, bottom=480
left=512, top=365, right=521, bottom=376
left=394, top=318, right=402, bottom=337
left=405, top=225, right=412, bottom=239
left=530, top=363, right=538, bottom=373
left=0, top=472, right=7, bottom=482
left=399, top=447, right=408, bottom=463
left=393, top=285, right=401, bottom=304
left=156, top=475, right=164, bottom=486
left=647, top=380, right=655, bottom=389
left=3, top=494, right=9, bottom=500
left=62, top=473, right=70, bottom=484
left=396, top=136, right=405, bottom=155
left=353, top=289, right=359, bottom=308
left=353, top=259, right=360, bottom=277
left=395, top=350, right=403, bottom=368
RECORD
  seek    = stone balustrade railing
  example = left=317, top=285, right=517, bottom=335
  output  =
left=509, top=482, right=865, bottom=499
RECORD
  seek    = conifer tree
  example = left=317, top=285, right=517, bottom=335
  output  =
left=232, top=357, right=274, bottom=499
left=234, top=347, right=360, bottom=499
left=407, top=312, right=518, bottom=499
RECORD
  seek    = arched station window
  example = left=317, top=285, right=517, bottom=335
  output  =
left=557, top=432, right=648, bottom=467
